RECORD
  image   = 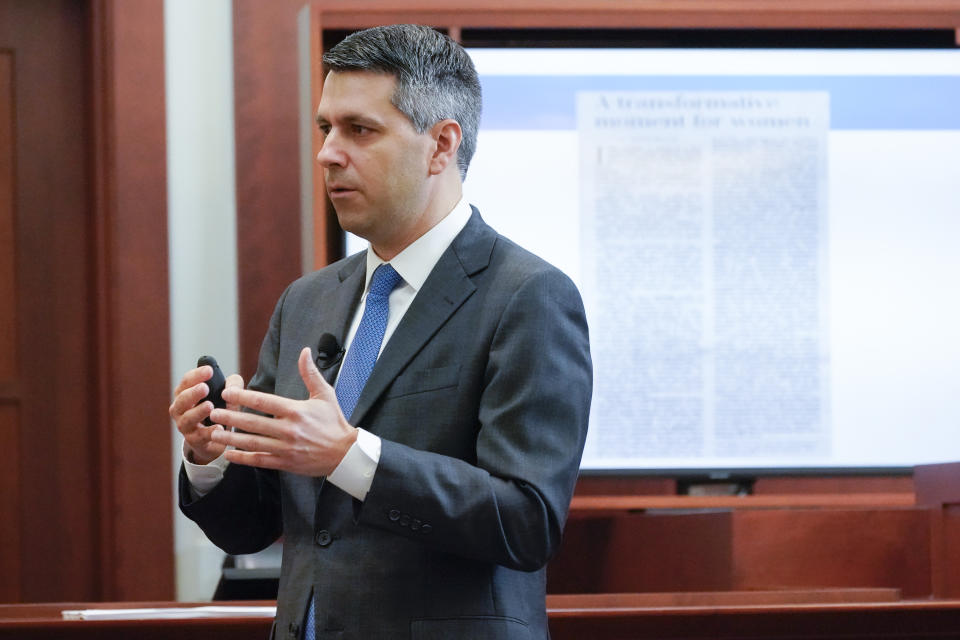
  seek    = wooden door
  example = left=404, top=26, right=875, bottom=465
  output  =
left=0, top=0, right=172, bottom=602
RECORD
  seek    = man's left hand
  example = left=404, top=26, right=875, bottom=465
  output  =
left=209, top=347, right=358, bottom=476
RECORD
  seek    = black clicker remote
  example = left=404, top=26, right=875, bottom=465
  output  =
left=197, top=355, right=226, bottom=426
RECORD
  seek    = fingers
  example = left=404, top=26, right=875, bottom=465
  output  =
left=220, top=385, right=292, bottom=419
left=298, top=347, right=334, bottom=399
left=169, top=379, right=211, bottom=424
left=224, top=374, right=245, bottom=411
left=177, top=399, right=214, bottom=435
left=173, top=365, right=213, bottom=396
left=170, top=364, right=216, bottom=423
left=210, top=406, right=288, bottom=439
left=185, top=422, right=222, bottom=450
left=170, top=365, right=230, bottom=466
left=212, top=427, right=286, bottom=455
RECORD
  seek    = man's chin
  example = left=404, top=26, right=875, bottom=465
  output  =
left=334, top=211, right=372, bottom=241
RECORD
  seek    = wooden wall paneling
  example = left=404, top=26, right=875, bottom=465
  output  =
left=0, top=52, right=13, bottom=379
left=1, top=0, right=100, bottom=602
left=551, top=507, right=935, bottom=597
left=0, top=398, right=19, bottom=600
left=547, top=589, right=903, bottom=608
left=1, top=0, right=173, bottom=604
left=233, top=0, right=306, bottom=380
left=914, top=462, right=960, bottom=597
left=753, top=474, right=915, bottom=495
left=549, top=512, right=734, bottom=593
left=574, top=475, right=676, bottom=496
left=0, top=47, right=20, bottom=603
left=88, top=0, right=173, bottom=600
left=574, top=474, right=918, bottom=498
left=730, top=508, right=933, bottom=597
left=601, top=512, right=734, bottom=593
left=548, top=514, right=620, bottom=593
left=935, top=506, right=960, bottom=597
left=547, top=601, right=960, bottom=640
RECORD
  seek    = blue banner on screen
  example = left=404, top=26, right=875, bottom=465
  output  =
left=479, top=76, right=960, bottom=131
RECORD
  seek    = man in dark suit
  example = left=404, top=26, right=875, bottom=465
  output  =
left=170, top=24, right=591, bottom=640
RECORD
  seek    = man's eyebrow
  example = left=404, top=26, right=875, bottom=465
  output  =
left=315, top=111, right=383, bottom=128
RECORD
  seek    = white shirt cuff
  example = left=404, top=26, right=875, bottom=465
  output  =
left=326, top=428, right=381, bottom=501
left=182, top=441, right=231, bottom=499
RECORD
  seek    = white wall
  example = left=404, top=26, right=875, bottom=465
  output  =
left=165, top=0, right=239, bottom=602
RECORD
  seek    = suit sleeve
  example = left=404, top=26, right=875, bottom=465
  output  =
left=358, top=268, right=592, bottom=571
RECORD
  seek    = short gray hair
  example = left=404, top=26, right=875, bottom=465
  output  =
left=323, top=24, right=482, bottom=181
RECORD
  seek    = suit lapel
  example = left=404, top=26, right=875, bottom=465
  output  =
left=309, top=254, right=366, bottom=387
left=347, top=209, right=497, bottom=427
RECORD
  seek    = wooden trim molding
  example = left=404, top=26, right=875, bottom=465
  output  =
left=233, top=0, right=306, bottom=380
left=309, top=4, right=344, bottom=271
left=0, top=46, right=21, bottom=604
left=88, top=0, right=117, bottom=599
left=310, top=0, right=960, bottom=30
left=87, top=0, right=173, bottom=601
left=306, top=7, right=348, bottom=270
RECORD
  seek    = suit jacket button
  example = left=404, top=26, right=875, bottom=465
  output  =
left=421, top=523, right=432, bottom=534
left=411, top=519, right=421, bottom=531
left=315, top=530, right=333, bottom=547
left=388, top=509, right=401, bottom=522
left=399, top=514, right=410, bottom=527
left=288, top=622, right=300, bottom=637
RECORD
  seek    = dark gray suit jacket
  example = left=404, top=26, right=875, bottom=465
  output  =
left=180, top=209, right=592, bottom=640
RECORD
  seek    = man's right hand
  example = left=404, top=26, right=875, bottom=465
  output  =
left=170, top=365, right=245, bottom=465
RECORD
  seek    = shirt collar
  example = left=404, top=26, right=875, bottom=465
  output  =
left=363, top=197, right=472, bottom=293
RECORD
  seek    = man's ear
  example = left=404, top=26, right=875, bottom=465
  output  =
left=428, top=119, right=462, bottom=176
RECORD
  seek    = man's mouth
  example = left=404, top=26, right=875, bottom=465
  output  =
left=326, top=182, right=357, bottom=197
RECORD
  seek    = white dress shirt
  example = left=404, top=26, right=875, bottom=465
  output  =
left=184, top=197, right=473, bottom=501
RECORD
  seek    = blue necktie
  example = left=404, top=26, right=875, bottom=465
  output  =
left=304, top=263, right=402, bottom=640
left=335, top=263, right=403, bottom=420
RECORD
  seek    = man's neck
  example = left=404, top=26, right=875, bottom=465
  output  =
left=371, top=178, right=462, bottom=261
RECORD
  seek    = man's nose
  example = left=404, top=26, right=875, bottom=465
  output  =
left=316, top=132, right=346, bottom=167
